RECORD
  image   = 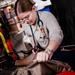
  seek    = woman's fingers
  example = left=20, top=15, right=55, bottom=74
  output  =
left=33, top=51, right=50, bottom=62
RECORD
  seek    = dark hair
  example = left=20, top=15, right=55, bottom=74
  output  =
left=14, top=0, right=35, bottom=15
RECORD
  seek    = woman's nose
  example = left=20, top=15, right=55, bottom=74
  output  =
left=25, top=20, right=32, bottom=25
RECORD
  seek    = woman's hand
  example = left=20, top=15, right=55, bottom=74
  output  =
left=33, top=51, right=53, bottom=63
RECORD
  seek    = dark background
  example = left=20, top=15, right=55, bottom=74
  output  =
left=50, top=0, right=75, bottom=46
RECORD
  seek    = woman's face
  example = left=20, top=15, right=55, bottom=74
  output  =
left=17, top=7, right=37, bottom=25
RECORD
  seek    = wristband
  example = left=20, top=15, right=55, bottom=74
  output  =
left=45, top=49, right=54, bottom=55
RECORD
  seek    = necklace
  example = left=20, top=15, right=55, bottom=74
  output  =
left=35, top=25, right=39, bottom=32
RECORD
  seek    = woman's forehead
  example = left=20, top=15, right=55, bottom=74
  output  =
left=18, top=11, right=31, bottom=19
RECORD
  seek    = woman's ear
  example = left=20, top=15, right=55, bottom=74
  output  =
left=32, top=6, right=37, bottom=11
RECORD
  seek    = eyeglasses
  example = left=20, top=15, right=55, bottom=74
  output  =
left=18, top=11, right=32, bottom=24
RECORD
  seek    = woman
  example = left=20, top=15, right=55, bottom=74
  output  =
left=14, top=0, right=63, bottom=66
